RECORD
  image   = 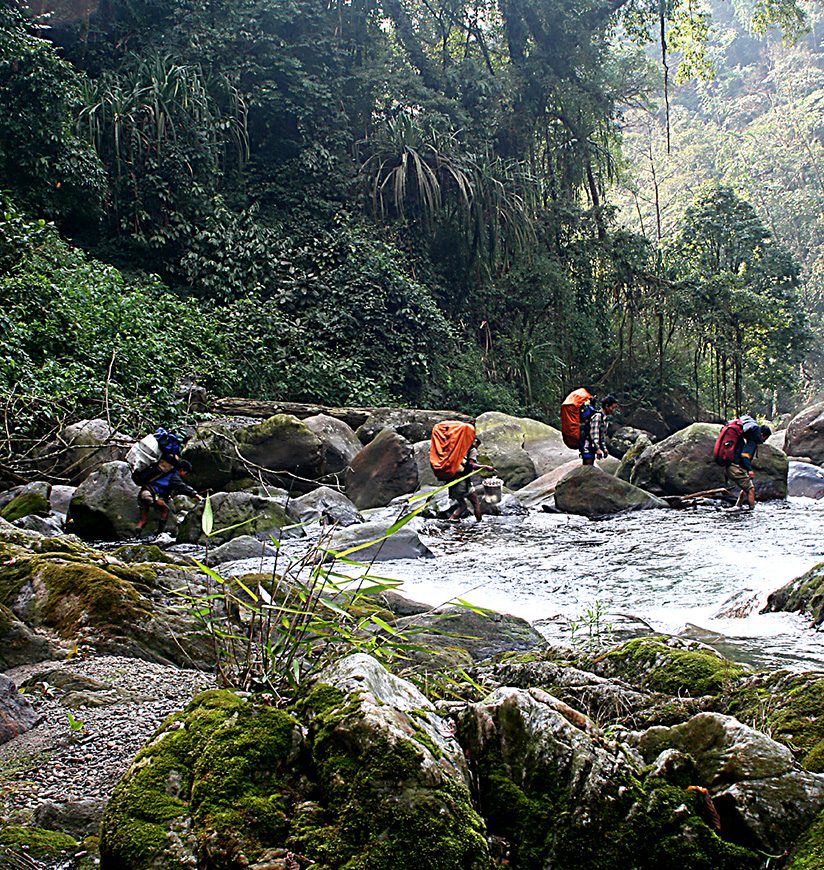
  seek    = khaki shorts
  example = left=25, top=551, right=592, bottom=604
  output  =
left=727, top=463, right=754, bottom=492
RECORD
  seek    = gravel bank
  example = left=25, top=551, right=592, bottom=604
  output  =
left=0, top=655, right=215, bottom=823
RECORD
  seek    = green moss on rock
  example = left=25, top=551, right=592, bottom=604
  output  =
left=599, top=638, right=748, bottom=697
left=0, top=826, right=79, bottom=860
left=0, top=490, right=50, bottom=522
left=788, top=809, right=824, bottom=869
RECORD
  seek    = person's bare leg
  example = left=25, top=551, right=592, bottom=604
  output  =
left=469, top=491, right=483, bottom=522
left=747, top=487, right=756, bottom=510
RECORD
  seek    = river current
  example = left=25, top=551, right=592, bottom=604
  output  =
left=364, top=498, right=824, bottom=672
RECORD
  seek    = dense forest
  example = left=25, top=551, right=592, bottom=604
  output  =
left=0, top=0, right=820, bottom=451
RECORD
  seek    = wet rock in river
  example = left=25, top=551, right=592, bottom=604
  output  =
left=763, top=562, right=824, bottom=627
left=555, top=465, right=667, bottom=516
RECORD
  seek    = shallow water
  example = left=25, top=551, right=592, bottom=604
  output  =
left=258, top=498, right=824, bottom=672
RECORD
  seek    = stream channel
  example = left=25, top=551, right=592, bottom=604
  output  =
left=260, top=497, right=824, bottom=673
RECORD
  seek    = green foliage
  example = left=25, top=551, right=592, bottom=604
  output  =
left=0, top=1, right=104, bottom=223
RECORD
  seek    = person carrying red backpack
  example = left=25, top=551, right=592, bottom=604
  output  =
left=716, top=417, right=772, bottom=510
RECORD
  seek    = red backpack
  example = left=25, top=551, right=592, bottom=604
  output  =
left=713, top=419, right=745, bottom=466
left=561, top=388, right=594, bottom=450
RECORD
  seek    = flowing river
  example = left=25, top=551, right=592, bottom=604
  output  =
left=364, top=498, right=824, bottom=672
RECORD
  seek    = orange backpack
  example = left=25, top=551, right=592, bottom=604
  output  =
left=560, top=388, right=593, bottom=450
left=430, top=421, right=476, bottom=481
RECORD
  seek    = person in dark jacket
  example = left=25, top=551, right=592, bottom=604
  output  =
left=728, top=424, right=772, bottom=510
left=137, top=459, right=201, bottom=536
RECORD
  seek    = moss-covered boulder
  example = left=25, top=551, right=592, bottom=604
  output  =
left=555, top=465, right=667, bottom=516
left=785, top=401, right=824, bottom=464
left=616, top=433, right=653, bottom=481
left=473, top=412, right=537, bottom=489
left=631, top=423, right=788, bottom=500
left=633, top=712, right=824, bottom=852
left=592, top=637, right=749, bottom=698
left=476, top=411, right=575, bottom=478
left=345, top=428, right=419, bottom=510
left=177, top=491, right=294, bottom=545
left=291, top=485, right=362, bottom=528
left=514, top=459, right=578, bottom=509
left=763, top=563, right=824, bottom=627
left=0, top=672, right=42, bottom=744
left=454, top=685, right=760, bottom=868
left=100, top=656, right=490, bottom=869
left=0, top=535, right=212, bottom=667
left=182, top=415, right=325, bottom=492
left=391, top=606, right=545, bottom=670
left=0, top=481, right=51, bottom=522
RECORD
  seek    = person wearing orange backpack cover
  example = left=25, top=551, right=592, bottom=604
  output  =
left=429, top=421, right=495, bottom=521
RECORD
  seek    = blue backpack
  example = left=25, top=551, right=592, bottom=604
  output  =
left=154, top=427, right=183, bottom=459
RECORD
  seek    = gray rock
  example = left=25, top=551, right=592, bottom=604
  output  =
left=355, top=408, right=471, bottom=446
left=0, top=672, right=42, bottom=745
left=609, top=426, right=654, bottom=459
left=766, top=430, right=787, bottom=452
left=291, top=486, right=362, bottom=528
left=0, top=481, right=52, bottom=521
left=763, top=562, right=824, bottom=626
left=785, top=401, right=824, bottom=464
left=13, top=514, right=64, bottom=537
left=633, top=712, right=824, bottom=852
left=788, top=460, right=824, bottom=499
left=35, top=799, right=104, bottom=838
left=392, top=607, right=545, bottom=666
left=67, top=461, right=141, bottom=541
left=207, top=534, right=279, bottom=566
left=303, top=413, right=362, bottom=475
left=555, top=466, right=667, bottom=516
left=413, top=439, right=439, bottom=488
left=345, top=429, right=419, bottom=510
left=37, top=418, right=133, bottom=485
left=49, top=484, right=76, bottom=515
left=324, top=519, right=432, bottom=562
left=515, top=460, right=579, bottom=508
left=623, top=407, right=670, bottom=440
left=631, top=423, right=788, bottom=500
left=616, top=433, right=653, bottom=482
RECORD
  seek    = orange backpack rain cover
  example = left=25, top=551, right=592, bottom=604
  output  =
left=560, top=388, right=593, bottom=450
left=430, top=421, right=477, bottom=480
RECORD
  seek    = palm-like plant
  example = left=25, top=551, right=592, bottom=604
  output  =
left=359, top=111, right=538, bottom=268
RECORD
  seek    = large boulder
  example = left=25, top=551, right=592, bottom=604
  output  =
left=355, top=408, right=472, bottom=445
left=36, top=419, right=132, bottom=485
left=555, top=466, right=667, bottom=516
left=99, top=655, right=489, bottom=869
left=788, top=461, right=824, bottom=499
left=67, top=461, right=141, bottom=541
left=177, top=491, right=295, bottom=545
left=631, top=423, right=788, bottom=500
left=766, top=429, right=787, bottom=452
left=345, top=428, right=419, bottom=510
left=303, top=413, right=362, bottom=476
left=785, top=401, right=824, bottom=463
left=323, top=519, right=432, bottom=562
left=0, top=673, right=42, bottom=745
left=658, top=388, right=723, bottom=433
left=477, top=411, right=575, bottom=478
left=633, top=712, right=824, bottom=852
left=763, top=563, right=824, bottom=627
left=474, top=412, right=537, bottom=489
left=182, top=414, right=325, bottom=492
left=291, top=486, right=362, bottom=528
